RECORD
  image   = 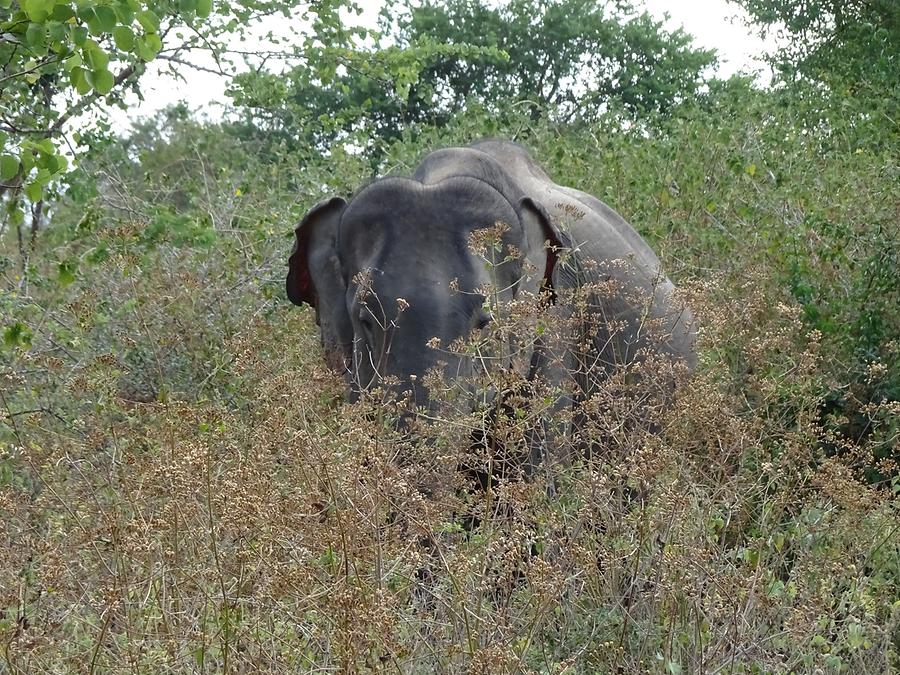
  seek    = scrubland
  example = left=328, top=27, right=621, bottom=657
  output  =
left=1, top=83, right=898, bottom=672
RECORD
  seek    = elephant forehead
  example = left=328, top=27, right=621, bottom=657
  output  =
left=350, top=239, right=486, bottom=304
left=342, top=201, right=488, bottom=244
left=340, top=209, right=473, bottom=272
left=342, top=176, right=518, bottom=239
left=338, top=177, right=521, bottom=293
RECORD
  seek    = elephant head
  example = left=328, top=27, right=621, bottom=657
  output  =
left=287, top=176, right=562, bottom=408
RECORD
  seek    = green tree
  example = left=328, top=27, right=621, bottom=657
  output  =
left=735, top=0, right=899, bottom=87
left=733, top=0, right=899, bottom=147
left=732, top=0, right=899, bottom=418
left=226, top=35, right=502, bottom=158
left=0, top=0, right=352, bottom=281
left=227, top=0, right=716, bottom=153
left=390, top=0, right=715, bottom=118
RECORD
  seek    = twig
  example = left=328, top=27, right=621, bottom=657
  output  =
left=155, top=54, right=228, bottom=76
left=0, top=55, right=63, bottom=85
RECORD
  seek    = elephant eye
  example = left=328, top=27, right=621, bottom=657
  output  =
left=476, top=312, right=492, bottom=330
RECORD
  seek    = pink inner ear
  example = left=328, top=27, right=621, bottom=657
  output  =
left=297, top=264, right=314, bottom=305
left=287, top=226, right=317, bottom=307
left=542, top=245, right=558, bottom=304
left=288, top=196, right=346, bottom=308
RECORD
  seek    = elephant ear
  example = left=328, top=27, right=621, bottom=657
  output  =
left=518, top=197, right=567, bottom=298
left=286, top=197, right=353, bottom=372
left=287, top=197, right=346, bottom=307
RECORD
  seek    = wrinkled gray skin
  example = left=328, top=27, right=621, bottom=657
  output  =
left=287, top=140, right=696, bottom=413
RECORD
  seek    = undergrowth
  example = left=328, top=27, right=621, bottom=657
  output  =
left=1, top=86, right=898, bottom=672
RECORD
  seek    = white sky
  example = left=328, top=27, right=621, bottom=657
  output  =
left=111, top=0, right=777, bottom=130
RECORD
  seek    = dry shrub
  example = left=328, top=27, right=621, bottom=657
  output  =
left=1, top=245, right=898, bottom=675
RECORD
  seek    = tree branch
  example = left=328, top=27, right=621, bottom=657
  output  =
left=155, top=54, right=228, bottom=76
left=49, top=62, right=140, bottom=134
left=0, top=117, right=51, bottom=135
left=0, top=56, right=63, bottom=85
left=1, top=62, right=141, bottom=137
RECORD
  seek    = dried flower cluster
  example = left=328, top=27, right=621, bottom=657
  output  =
left=1, top=246, right=896, bottom=674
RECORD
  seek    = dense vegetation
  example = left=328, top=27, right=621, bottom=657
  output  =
left=1, top=0, right=898, bottom=671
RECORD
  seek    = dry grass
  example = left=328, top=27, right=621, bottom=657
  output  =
left=2, top=91, right=898, bottom=671
left=1, top=239, right=897, bottom=673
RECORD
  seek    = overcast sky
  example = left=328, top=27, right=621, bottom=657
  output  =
left=110, top=0, right=776, bottom=130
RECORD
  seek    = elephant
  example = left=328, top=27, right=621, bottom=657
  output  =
left=286, top=140, right=696, bottom=428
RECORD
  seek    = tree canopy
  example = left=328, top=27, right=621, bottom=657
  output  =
left=734, top=0, right=899, bottom=146
left=0, top=0, right=349, bottom=236
left=226, top=0, right=716, bottom=152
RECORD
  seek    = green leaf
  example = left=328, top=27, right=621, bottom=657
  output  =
left=84, top=9, right=105, bottom=36
left=0, top=155, right=19, bottom=181
left=34, top=148, right=56, bottom=169
left=180, top=0, right=197, bottom=13
left=35, top=138, right=55, bottom=155
left=86, top=243, right=109, bottom=265
left=137, top=9, right=160, bottom=32
left=84, top=45, right=110, bottom=70
left=34, top=168, right=51, bottom=186
left=136, top=32, right=162, bottom=60
left=22, top=0, right=55, bottom=22
left=58, top=260, right=77, bottom=286
left=135, top=40, right=154, bottom=61
left=50, top=3, right=74, bottom=21
left=9, top=206, right=24, bottom=227
left=25, top=22, right=47, bottom=48
left=71, top=66, right=92, bottom=94
left=71, top=25, right=88, bottom=46
left=113, top=26, right=134, bottom=51
left=847, top=623, right=866, bottom=650
left=825, top=656, right=843, bottom=670
left=114, top=1, right=134, bottom=24
left=3, top=322, right=33, bottom=349
left=772, top=532, right=785, bottom=551
left=89, top=68, right=115, bottom=94
left=47, top=20, right=68, bottom=44
left=64, top=52, right=83, bottom=70
left=20, top=150, right=35, bottom=172
left=42, top=154, right=60, bottom=173
left=195, top=0, right=212, bottom=18
left=145, top=32, right=162, bottom=52
left=94, top=5, right=116, bottom=31
left=25, top=181, right=43, bottom=203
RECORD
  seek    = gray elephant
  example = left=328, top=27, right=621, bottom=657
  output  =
left=287, top=140, right=696, bottom=420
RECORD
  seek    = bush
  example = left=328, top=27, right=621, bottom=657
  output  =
left=1, top=85, right=897, bottom=671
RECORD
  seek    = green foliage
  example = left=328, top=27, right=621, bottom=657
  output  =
left=0, top=0, right=357, bottom=239
left=227, top=0, right=715, bottom=153
left=388, top=0, right=715, bottom=117
left=0, top=1, right=898, bottom=670
left=1, top=0, right=169, bottom=205
left=732, top=0, right=899, bottom=148
left=226, top=37, right=506, bottom=157
left=736, top=0, right=899, bottom=83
